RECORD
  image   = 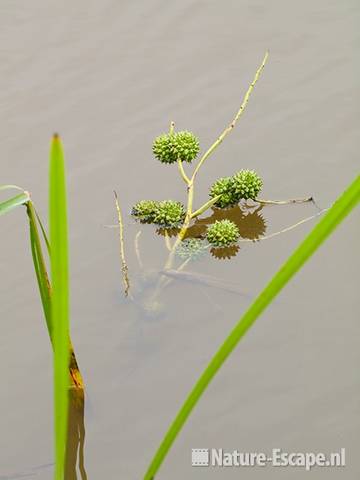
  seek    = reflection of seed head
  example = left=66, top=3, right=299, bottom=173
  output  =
left=210, top=244, right=240, bottom=260
left=238, top=211, right=267, bottom=240
left=176, top=238, right=207, bottom=260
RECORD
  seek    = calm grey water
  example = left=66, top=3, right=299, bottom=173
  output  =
left=1, top=1, right=359, bottom=479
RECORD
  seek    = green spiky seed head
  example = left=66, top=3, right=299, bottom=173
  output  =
left=176, top=238, right=207, bottom=260
left=171, top=131, right=200, bottom=163
left=153, top=134, right=175, bottom=164
left=152, top=131, right=200, bottom=164
left=209, top=176, right=237, bottom=208
left=131, top=200, right=159, bottom=222
left=152, top=200, right=185, bottom=227
left=206, top=219, right=240, bottom=247
left=232, top=169, right=263, bottom=200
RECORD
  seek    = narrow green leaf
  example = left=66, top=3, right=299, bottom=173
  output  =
left=26, top=201, right=53, bottom=339
left=0, top=192, right=30, bottom=217
left=49, top=134, right=70, bottom=480
left=190, top=195, right=222, bottom=219
left=144, top=174, right=360, bottom=480
left=34, top=206, right=51, bottom=254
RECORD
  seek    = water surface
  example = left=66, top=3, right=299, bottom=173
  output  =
left=1, top=1, right=359, bottom=478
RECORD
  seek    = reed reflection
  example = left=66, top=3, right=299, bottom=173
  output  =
left=65, top=389, right=88, bottom=480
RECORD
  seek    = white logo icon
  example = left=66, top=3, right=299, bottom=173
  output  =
left=192, top=448, right=209, bottom=466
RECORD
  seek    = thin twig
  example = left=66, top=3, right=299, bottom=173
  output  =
left=256, top=196, right=313, bottom=205
left=191, top=51, right=269, bottom=182
left=113, top=191, right=131, bottom=297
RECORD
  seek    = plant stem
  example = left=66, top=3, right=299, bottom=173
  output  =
left=177, top=159, right=191, bottom=185
left=114, top=191, right=130, bottom=297
left=256, top=196, right=313, bottom=205
left=191, top=51, right=269, bottom=183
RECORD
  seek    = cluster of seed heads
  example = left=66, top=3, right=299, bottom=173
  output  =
left=210, top=169, right=263, bottom=208
left=133, top=130, right=264, bottom=251
left=206, top=219, right=240, bottom=247
left=152, top=131, right=200, bottom=164
left=132, top=199, right=185, bottom=228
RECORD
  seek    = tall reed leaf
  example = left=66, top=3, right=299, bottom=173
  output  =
left=49, top=134, right=70, bottom=480
left=144, top=174, right=360, bottom=480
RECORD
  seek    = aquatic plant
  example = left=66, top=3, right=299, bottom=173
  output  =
left=132, top=50, right=311, bottom=260
left=206, top=219, right=240, bottom=247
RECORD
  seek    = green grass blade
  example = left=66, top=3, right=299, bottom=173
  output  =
left=0, top=191, right=30, bottom=216
left=49, top=134, right=70, bottom=480
left=26, top=201, right=53, bottom=339
left=144, top=174, right=360, bottom=480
